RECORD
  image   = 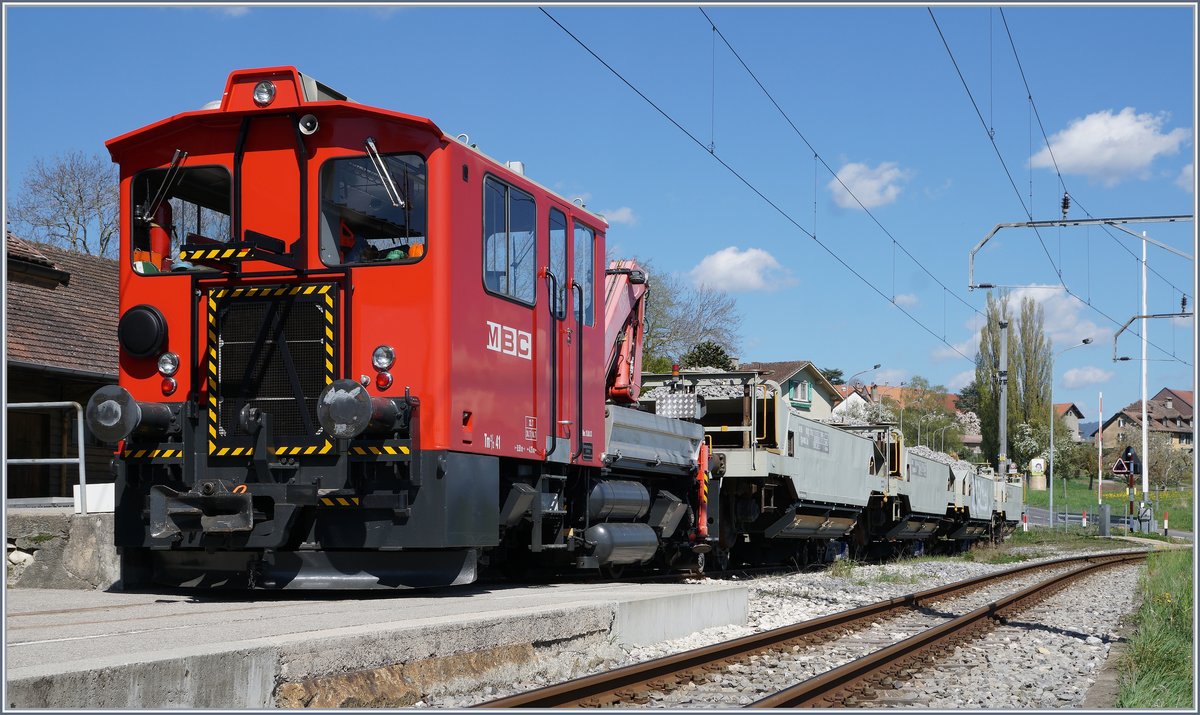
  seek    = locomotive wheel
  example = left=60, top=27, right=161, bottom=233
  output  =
left=689, top=552, right=706, bottom=576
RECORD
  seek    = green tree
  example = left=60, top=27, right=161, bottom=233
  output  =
left=821, top=367, right=845, bottom=385
left=975, top=291, right=1053, bottom=469
left=680, top=341, right=736, bottom=370
left=956, top=376, right=980, bottom=415
left=880, top=375, right=957, bottom=449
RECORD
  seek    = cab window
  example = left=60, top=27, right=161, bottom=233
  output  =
left=319, top=153, right=427, bottom=266
left=573, top=222, right=595, bottom=325
left=483, top=177, right=536, bottom=305
left=130, top=166, right=231, bottom=274
left=549, top=209, right=568, bottom=319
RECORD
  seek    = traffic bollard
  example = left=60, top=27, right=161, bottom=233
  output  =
left=1022, top=512, right=1028, bottom=532
left=1082, top=509, right=1088, bottom=528
left=1164, top=511, right=1168, bottom=537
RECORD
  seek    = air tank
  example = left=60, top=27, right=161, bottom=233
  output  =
left=584, top=523, right=659, bottom=565
left=588, top=480, right=650, bottom=521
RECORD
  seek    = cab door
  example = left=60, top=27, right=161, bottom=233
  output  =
left=544, top=207, right=572, bottom=462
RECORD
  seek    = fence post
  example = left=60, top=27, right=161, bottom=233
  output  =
left=5, top=402, right=89, bottom=515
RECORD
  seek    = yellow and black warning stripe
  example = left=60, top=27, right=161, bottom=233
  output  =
left=210, top=284, right=333, bottom=300
left=320, top=496, right=361, bottom=507
left=123, top=448, right=184, bottom=459
left=350, top=445, right=411, bottom=456
left=180, top=247, right=252, bottom=261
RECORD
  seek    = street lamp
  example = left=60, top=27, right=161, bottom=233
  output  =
left=848, top=363, right=881, bottom=386
left=1050, top=337, right=1093, bottom=528
left=938, top=423, right=953, bottom=452
left=916, top=413, right=937, bottom=447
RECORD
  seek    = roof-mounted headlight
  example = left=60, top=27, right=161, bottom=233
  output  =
left=253, top=80, right=276, bottom=107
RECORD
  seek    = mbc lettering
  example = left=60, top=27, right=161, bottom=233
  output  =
left=486, top=321, right=532, bottom=360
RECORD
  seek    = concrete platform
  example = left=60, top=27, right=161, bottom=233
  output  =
left=4, top=579, right=748, bottom=708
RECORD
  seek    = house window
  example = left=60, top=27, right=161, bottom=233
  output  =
left=1118, top=432, right=1125, bottom=441
left=792, top=380, right=811, bottom=403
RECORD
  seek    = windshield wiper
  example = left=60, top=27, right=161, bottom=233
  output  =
left=364, top=137, right=406, bottom=208
left=138, top=149, right=189, bottom=224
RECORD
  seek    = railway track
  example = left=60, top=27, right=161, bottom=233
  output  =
left=475, top=550, right=1147, bottom=708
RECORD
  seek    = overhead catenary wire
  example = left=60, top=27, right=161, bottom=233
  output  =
left=928, top=7, right=1065, bottom=287
left=929, top=7, right=1192, bottom=368
left=540, top=8, right=976, bottom=363
left=997, top=8, right=1192, bottom=303
left=700, top=7, right=982, bottom=319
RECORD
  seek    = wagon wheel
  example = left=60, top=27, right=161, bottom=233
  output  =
left=600, top=563, right=626, bottom=580
left=688, top=551, right=706, bottom=576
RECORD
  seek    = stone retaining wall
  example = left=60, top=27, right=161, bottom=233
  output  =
left=6, top=508, right=122, bottom=589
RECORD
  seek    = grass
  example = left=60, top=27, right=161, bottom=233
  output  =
left=1117, top=549, right=1193, bottom=709
left=1023, top=483, right=1194, bottom=533
left=827, top=558, right=857, bottom=579
left=854, top=570, right=922, bottom=586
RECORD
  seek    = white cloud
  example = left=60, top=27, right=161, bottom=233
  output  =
left=947, top=369, right=975, bottom=392
left=688, top=246, right=795, bottom=292
left=218, top=6, right=250, bottom=17
left=1062, top=366, right=1114, bottom=389
left=894, top=293, right=919, bottom=308
left=828, top=161, right=911, bottom=209
left=1177, top=163, right=1194, bottom=193
left=597, top=207, right=637, bottom=226
left=1007, top=286, right=1110, bottom=347
left=1030, top=108, right=1190, bottom=186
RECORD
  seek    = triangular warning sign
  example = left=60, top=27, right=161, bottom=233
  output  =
left=1112, top=459, right=1131, bottom=475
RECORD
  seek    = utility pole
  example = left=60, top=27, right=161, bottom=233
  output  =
left=1140, top=232, right=1149, bottom=529
left=998, top=320, right=1009, bottom=481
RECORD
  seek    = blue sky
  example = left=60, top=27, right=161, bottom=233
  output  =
left=4, top=4, right=1196, bottom=422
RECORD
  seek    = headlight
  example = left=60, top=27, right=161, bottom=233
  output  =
left=372, top=345, right=395, bottom=371
left=253, top=80, right=276, bottom=106
left=157, top=352, right=180, bottom=376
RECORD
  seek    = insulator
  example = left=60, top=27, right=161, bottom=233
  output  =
left=1182, top=295, right=1188, bottom=312
left=1060, top=192, right=1070, bottom=218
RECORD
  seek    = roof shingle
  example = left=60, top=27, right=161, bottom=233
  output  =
left=6, top=237, right=119, bottom=378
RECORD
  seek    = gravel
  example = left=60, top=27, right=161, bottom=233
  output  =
left=419, top=544, right=1146, bottom=708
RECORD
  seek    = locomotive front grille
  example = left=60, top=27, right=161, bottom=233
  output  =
left=207, top=284, right=337, bottom=454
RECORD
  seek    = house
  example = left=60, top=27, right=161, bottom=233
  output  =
left=830, top=383, right=876, bottom=420
left=1094, top=388, right=1194, bottom=453
left=1054, top=403, right=1087, bottom=442
left=6, top=233, right=119, bottom=499
left=738, top=360, right=840, bottom=419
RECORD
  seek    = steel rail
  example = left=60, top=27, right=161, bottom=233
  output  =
left=749, top=551, right=1147, bottom=708
left=475, top=550, right=1146, bottom=708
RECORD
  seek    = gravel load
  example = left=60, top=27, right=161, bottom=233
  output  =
left=642, top=368, right=747, bottom=401
left=906, top=444, right=978, bottom=474
left=419, top=543, right=1145, bottom=708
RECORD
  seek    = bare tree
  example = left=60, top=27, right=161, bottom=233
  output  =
left=9, top=151, right=119, bottom=257
left=636, top=258, right=741, bottom=363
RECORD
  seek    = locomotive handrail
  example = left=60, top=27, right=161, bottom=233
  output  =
left=5, top=401, right=90, bottom=515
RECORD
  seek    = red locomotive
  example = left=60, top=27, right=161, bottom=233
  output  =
left=88, top=67, right=711, bottom=588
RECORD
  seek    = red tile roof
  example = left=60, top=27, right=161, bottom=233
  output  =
left=6, top=236, right=119, bottom=378
left=1055, top=402, right=1085, bottom=419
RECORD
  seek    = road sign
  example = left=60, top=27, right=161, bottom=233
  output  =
left=1112, top=459, right=1131, bottom=475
